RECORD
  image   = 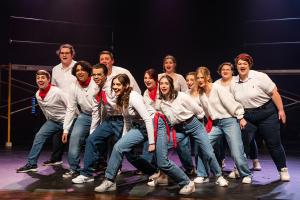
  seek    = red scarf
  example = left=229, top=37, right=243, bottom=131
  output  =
left=148, top=83, right=158, bottom=101
left=154, top=112, right=177, bottom=148
left=205, top=117, right=213, bottom=133
left=79, top=77, right=91, bottom=88
left=39, top=84, right=51, bottom=100
left=96, top=90, right=107, bottom=105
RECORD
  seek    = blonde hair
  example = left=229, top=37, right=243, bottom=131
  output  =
left=196, top=66, right=213, bottom=94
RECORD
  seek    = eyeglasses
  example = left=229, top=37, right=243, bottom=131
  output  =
left=92, top=73, right=105, bottom=77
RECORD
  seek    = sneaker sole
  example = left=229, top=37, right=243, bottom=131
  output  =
left=17, top=168, right=38, bottom=173
left=72, top=179, right=94, bottom=184
left=94, top=187, right=116, bottom=193
left=43, top=161, right=63, bottom=166
left=179, top=186, right=195, bottom=195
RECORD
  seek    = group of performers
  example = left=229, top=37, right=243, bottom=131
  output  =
left=16, top=44, right=290, bottom=195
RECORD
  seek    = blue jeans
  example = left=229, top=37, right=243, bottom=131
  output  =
left=208, top=117, right=251, bottom=178
left=27, top=120, right=63, bottom=165
left=105, top=124, right=157, bottom=181
left=80, top=117, right=123, bottom=177
left=175, top=117, right=221, bottom=177
left=141, top=135, right=194, bottom=172
left=156, top=117, right=190, bottom=187
left=242, top=101, right=287, bottom=171
left=68, top=113, right=92, bottom=172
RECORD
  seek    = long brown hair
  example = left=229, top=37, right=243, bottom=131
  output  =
left=159, top=75, right=178, bottom=101
left=196, top=66, right=213, bottom=95
left=112, top=74, right=132, bottom=110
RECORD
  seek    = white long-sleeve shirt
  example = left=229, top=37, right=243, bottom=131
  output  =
left=231, top=70, right=276, bottom=109
left=51, top=60, right=77, bottom=96
left=36, top=86, right=68, bottom=123
left=160, top=92, right=205, bottom=126
left=90, top=66, right=141, bottom=134
left=158, top=73, right=188, bottom=92
left=123, top=91, right=155, bottom=144
left=143, top=89, right=160, bottom=116
left=199, top=83, right=244, bottom=120
left=63, top=79, right=98, bottom=134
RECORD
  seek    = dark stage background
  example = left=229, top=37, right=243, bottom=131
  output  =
left=0, top=0, right=299, bottom=147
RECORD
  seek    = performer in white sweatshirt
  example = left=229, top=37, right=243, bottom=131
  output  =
left=72, top=51, right=141, bottom=184
left=94, top=73, right=158, bottom=193
left=61, top=61, right=99, bottom=178
left=143, top=69, right=195, bottom=186
left=153, top=75, right=228, bottom=195
left=196, top=66, right=252, bottom=184
left=17, top=70, right=68, bottom=173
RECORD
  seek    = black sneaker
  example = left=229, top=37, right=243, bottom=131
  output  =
left=42, top=160, right=63, bottom=166
left=16, top=163, right=38, bottom=173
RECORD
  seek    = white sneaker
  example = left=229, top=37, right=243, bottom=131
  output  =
left=280, top=168, right=290, bottom=182
left=147, top=173, right=168, bottom=187
left=72, top=175, right=94, bottom=184
left=179, top=181, right=195, bottom=195
left=242, top=176, right=252, bottom=184
left=216, top=176, right=229, bottom=187
left=94, top=179, right=116, bottom=192
left=62, top=170, right=79, bottom=178
left=149, top=171, right=161, bottom=180
left=228, top=169, right=240, bottom=179
left=193, top=176, right=209, bottom=184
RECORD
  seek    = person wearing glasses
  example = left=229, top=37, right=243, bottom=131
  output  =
left=42, top=44, right=77, bottom=167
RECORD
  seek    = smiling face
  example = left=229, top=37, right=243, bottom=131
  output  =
left=159, top=77, right=171, bottom=96
left=36, top=75, right=50, bottom=90
left=236, top=59, right=250, bottom=80
left=99, top=53, right=114, bottom=71
left=186, top=74, right=195, bottom=89
left=112, top=78, right=128, bottom=97
left=75, top=65, right=89, bottom=83
left=196, top=71, right=206, bottom=89
left=220, top=64, right=233, bottom=81
left=92, top=68, right=106, bottom=86
left=163, top=58, right=176, bottom=74
left=144, top=72, right=156, bottom=90
left=59, top=47, right=73, bottom=67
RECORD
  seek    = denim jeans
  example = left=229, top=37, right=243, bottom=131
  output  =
left=68, top=113, right=92, bottom=172
left=27, top=120, right=63, bottom=165
left=141, top=135, right=194, bottom=172
left=242, top=101, right=287, bottom=171
left=105, top=124, right=157, bottom=181
left=156, top=117, right=190, bottom=187
left=208, top=117, right=251, bottom=178
left=49, top=132, right=65, bottom=162
left=80, top=117, right=123, bottom=177
left=175, top=117, right=222, bottom=177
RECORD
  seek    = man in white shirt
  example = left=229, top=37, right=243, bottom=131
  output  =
left=43, top=44, right=77, bottom=166
left=61, top=61, right=99, bottom=178
left=72, top=51, right=141, bottom=184
left=16, top=70, right=68, bottom=173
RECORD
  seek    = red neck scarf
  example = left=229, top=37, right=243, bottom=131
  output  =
left=39, top=84, right=51, bottom=100
left=205, top=117, right=213, bottom=133
left=96, top=90, right=107, bottom=105
left=79, top=77, right=91, bottom=88
left=148, top=82, right=158, bottom=101
left=154, top=112, right=177, bottom=148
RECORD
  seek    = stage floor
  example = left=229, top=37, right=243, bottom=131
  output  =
left=0, top=147, right=299, bottom=200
